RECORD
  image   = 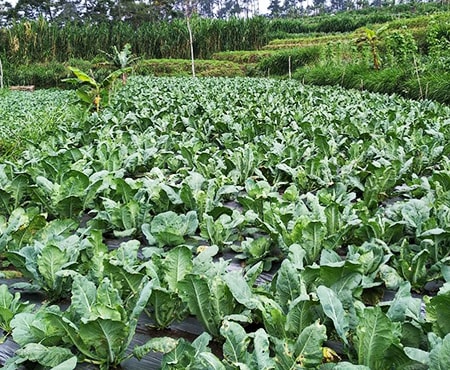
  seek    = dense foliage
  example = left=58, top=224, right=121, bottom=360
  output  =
left=1, top=77, right=450, bottom=369
left=0, top=0, right=445, bottom=24
left=1, top=3, right=450, bottom=104
left=0, top=89, right=77, bottom=159
left=1, top=2, right=447, bottom=64
left=0, top=17, right=269, bottom=63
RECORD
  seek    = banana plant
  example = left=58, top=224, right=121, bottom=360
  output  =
left=356, top=25, right=388, bottom=70
left=100, top=43, right=139, bottom=85
left=63, top=66, right=130, bottom=111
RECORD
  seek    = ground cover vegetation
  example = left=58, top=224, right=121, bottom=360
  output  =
left=1, top=1, right=450, bottom=102
left=0, top=88, right=79, bottom=159
left=1, top=76, right=450, bottom=369
left=0, top=2, right=448, bottom=88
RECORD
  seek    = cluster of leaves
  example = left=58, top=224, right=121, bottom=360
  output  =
left=1, top=76, right=450, bottom=368
left=0, top=89, right=77, bottom=159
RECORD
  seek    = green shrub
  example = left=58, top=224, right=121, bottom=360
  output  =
left=5, top=61, right=67, bottom=88
left=294, top=62, right=450, bottom=104
left=212, top=50, right=275, bottom=64
left=383, top=30, right=418, bottom=67
left=258, top=46, right=322, bottom=76
left=134, top=59, right=245, bottom=77
left=67, top=58, right=94, bottom=71
left=404, top=72, right=450, bottom=104
left=357, top=66, right=409, bottom=95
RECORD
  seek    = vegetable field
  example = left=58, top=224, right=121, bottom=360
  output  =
left=1, top=76, right=450, bottom=369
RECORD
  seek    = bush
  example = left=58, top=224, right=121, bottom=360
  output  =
left=5, top=61, right=68, bottom=88
left=294, top=64, right=345, bottom=86
left=404, top=72, right=450, bottom=104
left=293, top=62, right=450, bottom=105
left=134, top=59, right=245, bottom=77
left=257, top=46, right=322, bottom=76
left=212, top=50, right=275, bottom=64
left=357, top=66, right=409, bottom=95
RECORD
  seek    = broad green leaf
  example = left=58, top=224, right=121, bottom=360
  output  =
left=272, top=337, right=297, bottom=370
left=11, top=307, right=65, bottom=347
left=329, top=363, right=371, bottom=369
left=0, top=208, right=28, bottom=251
left=36, top=176, right=58, bottom=196
left=379, top=264, right=403, bottom=290
left=320, top=249, right=342, bottom=264
left=387, top=282, right=422, bottom=322
left=10, top=312, right=35, bottom=346
left=286, top=297, right=317, bottom=337
left=37, top=245, right=68, bottom=293
left=161, top=338, right=193, bottom=367
left=0, top=285, right=33, bottom=334
left=151, top=210, right=198, bottom=246
left=404, top=347, right=430, bottom=365
left=163, top=246, right=193, bottom=292
left=244, top=261, right=264, bottom=286
left=108, top=239, right=141, bottom=272
left=56, top=196, right=84, bottom=218
left=294, top=321, right=327, bottom=367
left=426, top=290, right=450, bottom=336
left=10, top=213, right=47, bottom=251
left=126, top=277, right=152, bottom=348
left=160, top=183, right=182, bottom=205
left=178, top=274, right=219, bottom=337
left=223, top=270, right=259, bottom=310
left=59, top=170, right=90, bottom=199
left=15, top=343, right=74, bottom=368
left=50, top=356, right=78, bottom=370
left=10, top=175, right=30, bottom=209
left=356, top=306, right=397, bottom=369
left=257, top=295, right=286, bottom=338
left=198, top=352, right=226, bottom=369
left=0, top=189, right=12, bottom=215
left=287, top=244, right=306, bottom=270
left=317, top=285, right=349, bottom=344
left=66, top=67, right=98, bottom=87
left=148, top=287, right=184, bottom=328
left=401, top=198, right=431, bottom=236
left=209, top=276, right=236, bottom=334
left=192, top=332, right=212, bottom=355
left=254, top=328, right=276, bottom=369
left=70, top=275, right=96, bottom=322
left=276, top=259, right=307, bottom=310
left=94, top=279, right=123, bottom=321
left=0, top=284, right=13, bottom=312
left=38, top=219, right=78, bottom=242
left=78, top=319, right=127, bottom=364
left=133, top=337, right=178, bottom=359
left=221, top=320, right=250, bottom=365
left=331, top=272, right=362, bottom=300
left=429, top=334, right=450, bottom=370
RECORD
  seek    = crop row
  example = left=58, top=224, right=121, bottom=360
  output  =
left=1, top=77, right=450, bottom=369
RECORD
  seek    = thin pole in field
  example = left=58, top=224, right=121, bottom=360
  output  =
left=0, top=58, right=3, bottom=89
left=288, top=56, right=292, bottom=79
left=186, top=0, right=196, bottom=78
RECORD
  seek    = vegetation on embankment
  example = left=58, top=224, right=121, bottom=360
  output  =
left=1, top=2, right=450, bottom=104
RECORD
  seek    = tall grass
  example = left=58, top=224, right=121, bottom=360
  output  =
left=2, top=4, right=447, bottom=64
left=0, top=17, right=269, bottom=64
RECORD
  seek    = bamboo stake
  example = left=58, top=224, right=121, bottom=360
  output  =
left=187, top=17, right=195, bottom=78
left=186, top=1, right=196, bottom=78
left=0, top=58, right=3, bottom=89
left=288, top=56, right=292, bottom=79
